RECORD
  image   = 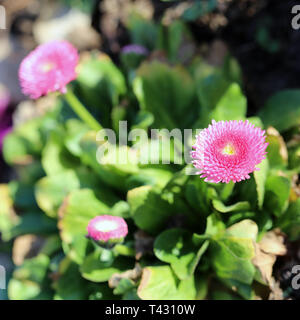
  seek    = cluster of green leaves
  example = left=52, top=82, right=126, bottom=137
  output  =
left=1, top=14, right=300, bottom=300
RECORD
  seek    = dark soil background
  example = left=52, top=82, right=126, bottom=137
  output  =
left=3, top=0, right=300, bottom=116
left=91, top=0, right=300, bottom=114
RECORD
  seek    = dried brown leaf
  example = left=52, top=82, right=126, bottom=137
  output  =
left=109, top=263, right=142, bottom=289
left=12, top=234, right=46, bottom=266
left=259, top=229, right=287, bottom=256
left=252, top=230, right=287, bottom=286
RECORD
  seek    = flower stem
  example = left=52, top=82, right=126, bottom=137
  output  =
left=100, top=248, right=114, bottom=262
left=64, top=89, right=103, bottom=131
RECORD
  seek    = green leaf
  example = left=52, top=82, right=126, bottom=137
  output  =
left=210, top=220, right=258, bottom=285
left=225, top=219, right=258, bottom=241
left=113, top=278, right=135, bottom=296
left=113, top=242, right=135, bottom=257
left=59, top=188, right=118, bottom=263
left=80, top=132, right=139, bottom=191
left=2, top=116, right=52, bottom=164
left=289, top=145, right=300, bottom=171
left=131, top=111, right=154, bottom=131
left=80, top=252, right=133, bottom=283
left=222, top=55, right=242, bottom=85
left=264, top=175, right=291, bottom=217
left=137, top=265, right=196, bottom=300
left=157, top=20, right=193, bottom=63
left=247, top=116, right=264, bottom=128
left=35, top=168, right=101, bottom=218
left=265, top=128, right=288, bottom=168
left=136, top=133, right=183, bottom=165
left=42, top=128, right=80, bottom=176
left=210, top=238, right=256, bottom=285
left=35, top=170, right=80, bottom=218
left=126, top=168, right=173, bottom=190
left=53, top=258, right=108, bottom=300
left=210, top=83, right=247, bottom=122
left=220, top=181, right=235, bottom=202
left=0, top=184, right=19, bottom=241
left=212, top=199, right=251, bottom=213
left=259, top=90, right=300, bottom=132
left=2, top=133, right=32, bottom=165
left=277, top=198, right=300, bottom=241
left=64, top=119, right=89, bottom=156
left=110, top=201, right=131, bottom=219
left=253, top=158, right=269, bottom=209
left=7, top=212, right=57, bottom=241
left=127, top=15, right=158, bottom=50
left=194, top=63, right=230, bottom=126
left=8, top=254, right=52, bottom=300
left=237, top=177, right=258, bottom=209
left=185, top=178, right=216, bottom=216
left=133, top=61, right=198, bottom=130
left=75, top=55, right=126, bottom=128
left=111, top=106, right=127, bottom=134
left=154, top=228, right=209, bottom=280
left=121, top=52, right=147, bottom=71
left=220, top=278, right=253, bottom=300
left=127, top=186, right=173, bottom=235
left=195, top=274, right=209, bottom=300
left=40, top=235, right=62, bottom=257
left=9, top=181, right=37, bottom=210
left=227, top=212, right=256, bottom=227
left=205, top=213, right=226, bottom=237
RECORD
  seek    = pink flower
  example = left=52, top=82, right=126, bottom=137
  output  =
left=0, top=85, right=12, bottom=150
left=87, top=215, right=128, bottom=242
left=191, top=120, right=268, bottom=184
left=19, top=41, right=79, bottom=99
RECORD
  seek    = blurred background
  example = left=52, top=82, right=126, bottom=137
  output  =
left=1, top=0, right=300, bottom=175
left=0, top=0, right=300, bottom=300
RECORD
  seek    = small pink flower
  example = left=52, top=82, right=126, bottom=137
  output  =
left=121, top=44, right=149, bottom=56
left=87, top=215, right=128, bottom=242
left=191, top=120, right=268, bottom=184
left=19, top=41, right=79, bottom=99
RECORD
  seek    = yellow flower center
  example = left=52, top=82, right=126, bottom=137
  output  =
left=40, top=62, right=55, bottom=73
left=222, top=144, right=235, bottom=155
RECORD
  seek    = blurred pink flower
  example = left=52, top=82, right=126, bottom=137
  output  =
left=0, top=86, right=11, bottom=150
left=121, top=44, right=149, bottom=56
left=87, top=215, right=128, bottom=242
left=191, top=120, right=268, bottom=184
left=19, top=41, right=79, bottom=99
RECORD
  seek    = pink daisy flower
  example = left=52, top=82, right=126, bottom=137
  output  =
left=191, top=120, right=268, bottom=184
left=19, top=41, right=79, bottom=99
left=87, top=215, right=128, bottom=243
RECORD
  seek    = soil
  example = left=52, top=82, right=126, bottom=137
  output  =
left=221, top=0, right=300, bottom=114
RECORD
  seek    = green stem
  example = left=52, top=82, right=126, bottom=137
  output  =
left=64, top=89, right=103, bottom=131
left=100, top=248, right=114, bottom=262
